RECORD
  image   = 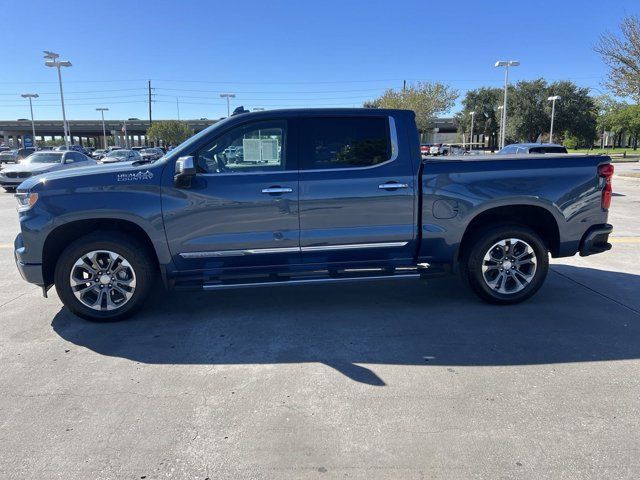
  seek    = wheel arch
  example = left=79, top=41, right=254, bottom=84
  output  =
left=457, top=204, right=561, bottom=263
left=42, top=219, right=162, bottom=287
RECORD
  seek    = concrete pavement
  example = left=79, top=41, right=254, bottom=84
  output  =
left=0, top=171, right=639, bottom=479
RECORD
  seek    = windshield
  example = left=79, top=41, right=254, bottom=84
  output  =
left=24, top=153, right=64, bottom=164
left=107, top=150, right=129, bottom=158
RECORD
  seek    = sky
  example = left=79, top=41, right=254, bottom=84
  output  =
left=0, top=0, right=636, bottom=122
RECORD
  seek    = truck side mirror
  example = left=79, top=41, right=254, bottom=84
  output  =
left=174, top=156, right=196, bottom=188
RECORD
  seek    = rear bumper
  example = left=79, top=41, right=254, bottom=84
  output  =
left=579, top=224, right=613, bottom=256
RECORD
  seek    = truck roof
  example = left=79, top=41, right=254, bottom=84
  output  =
left=230, top=107, right=415, bottom=117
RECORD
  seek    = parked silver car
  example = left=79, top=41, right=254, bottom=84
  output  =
left=140, top=147, right=164, bottom=162
left=100, top=149, right=143, bottom=164
left=0, top=149, right=18, bottom=164
left=92, top=149, right=108, bottom=160
left=0, top=151, right=96, bottom=192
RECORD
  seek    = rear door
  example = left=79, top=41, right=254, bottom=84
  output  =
left=297, top=114, right=416, bottom=266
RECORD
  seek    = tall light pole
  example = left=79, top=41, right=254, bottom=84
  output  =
left=96, top=107, right=109, bottom=149
left=44, top=51, right=72, bottom=148
left=497, top=105, right=504, bottom=150
left=495, top=60, right=520, bottom=149
left=220, top=93, right=236, bottom=116
left=469, top=111, right=476, bottom=151
left=21, top=93, right=39, bottom=147
left=547, top=95, right=561, bottom=144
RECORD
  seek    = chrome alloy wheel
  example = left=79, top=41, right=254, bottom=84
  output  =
left=69, top=250, right=137, bottom=311
left=481, top=238, right=537, bottom=295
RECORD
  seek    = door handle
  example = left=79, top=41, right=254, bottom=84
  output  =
left=378, top=182, right=409, bottom=190
left=262, top=187, right=293, bottom=194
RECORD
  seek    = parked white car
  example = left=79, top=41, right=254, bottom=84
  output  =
left=0, top=151, right=96, bottom=192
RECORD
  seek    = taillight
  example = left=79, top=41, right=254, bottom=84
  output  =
left=598, top=164, right=614, bottom=210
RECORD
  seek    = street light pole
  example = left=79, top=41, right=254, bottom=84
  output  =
left=497, top=105, right=504, bottom=150
left=495, top=60, right=520, bottom=149
left=469, top=111, right=476, bottom=151
left=96, top=108, right=109, bottom=149
left=547, top=95, right=561, bottom=144
left=220, top=93, right=236, bottom=116
left=44, top=51, right=72, bottom=148
left=21, top=93, right=39, bottom=147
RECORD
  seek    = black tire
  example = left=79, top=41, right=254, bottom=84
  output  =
left=462, top=224, right=549, bottom=305
left=54, top=231, right=156, bottom=322
left=3, top=187, right=16, bottom=193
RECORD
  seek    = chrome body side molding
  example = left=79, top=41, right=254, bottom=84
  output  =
left=179, top=241, right=409, bottom=259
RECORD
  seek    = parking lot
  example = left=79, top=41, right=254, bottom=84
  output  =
left=0, top=162, right=639, bottom=479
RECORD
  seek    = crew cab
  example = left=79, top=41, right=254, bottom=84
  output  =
left=13, top=108, right=614, bottom=321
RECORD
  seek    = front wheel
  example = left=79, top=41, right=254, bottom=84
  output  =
left=463, top=225, right=549, bottom=304
left=54, top=232, right=156, bottom=321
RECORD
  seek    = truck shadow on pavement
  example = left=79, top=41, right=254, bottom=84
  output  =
left=51, top=265, right=640, bottom=386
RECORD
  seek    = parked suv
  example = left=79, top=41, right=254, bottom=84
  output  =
left=498, top=143, right=568, bottom=155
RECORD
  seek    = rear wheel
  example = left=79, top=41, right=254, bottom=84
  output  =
left=463, top=225, right=549, bottom=304
left=54, top=232, right=156, bottom=322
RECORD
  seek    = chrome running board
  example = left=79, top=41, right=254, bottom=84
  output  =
left=202, top=272, right=421, bottom=291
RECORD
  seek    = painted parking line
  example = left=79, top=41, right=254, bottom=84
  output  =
left=0, top=243, right=12, bottom=248
left=610, top=237, right=640, bottom=244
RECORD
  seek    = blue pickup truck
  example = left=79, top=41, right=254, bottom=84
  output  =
left=13, top=108, right=614, bottom=321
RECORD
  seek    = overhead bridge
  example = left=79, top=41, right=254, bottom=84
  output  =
left=0, top=118, right=217, bottom=148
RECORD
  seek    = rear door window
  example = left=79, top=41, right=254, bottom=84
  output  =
left=298, top=116, right=391, bottom=170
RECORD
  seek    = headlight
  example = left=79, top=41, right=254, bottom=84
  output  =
left=15, top=192, right=38, bottom=212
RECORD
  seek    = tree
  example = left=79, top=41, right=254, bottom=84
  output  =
left=504, top=79, right=597, bottom=145
left=545, top=81, right=597, bottom=146
left=610, top=105, right=640, bottom=149
left=454, top=87, right=503, bottom=150
left=595, top=15, right=640, bottom=103
left=146, top=121, right=193, bottom=146
left=364, top=81, right=458, bottom=132
left=509, top=79, right=549, bottom=143
left=595, top=95, right=627, bottom=147
left=562, top=131, right=580, bottom=150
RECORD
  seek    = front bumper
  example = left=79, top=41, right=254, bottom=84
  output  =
left=579, top=224, right=613, bottom=256
left=14, top=233, right=44, bottom=286
left=0, top=177, right=24, bottom=186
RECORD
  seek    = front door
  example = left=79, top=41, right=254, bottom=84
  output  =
left=162, top=119, right=300, bottom=272
left=297, top=115, right=416, bottom=266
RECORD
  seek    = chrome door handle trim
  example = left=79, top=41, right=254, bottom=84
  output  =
left=261, top=187, right=293, bottom=194
left=378, top=182, right=409, bottom=190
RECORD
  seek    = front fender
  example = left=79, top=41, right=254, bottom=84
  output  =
left=18, top=166, right=172, bottom=267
